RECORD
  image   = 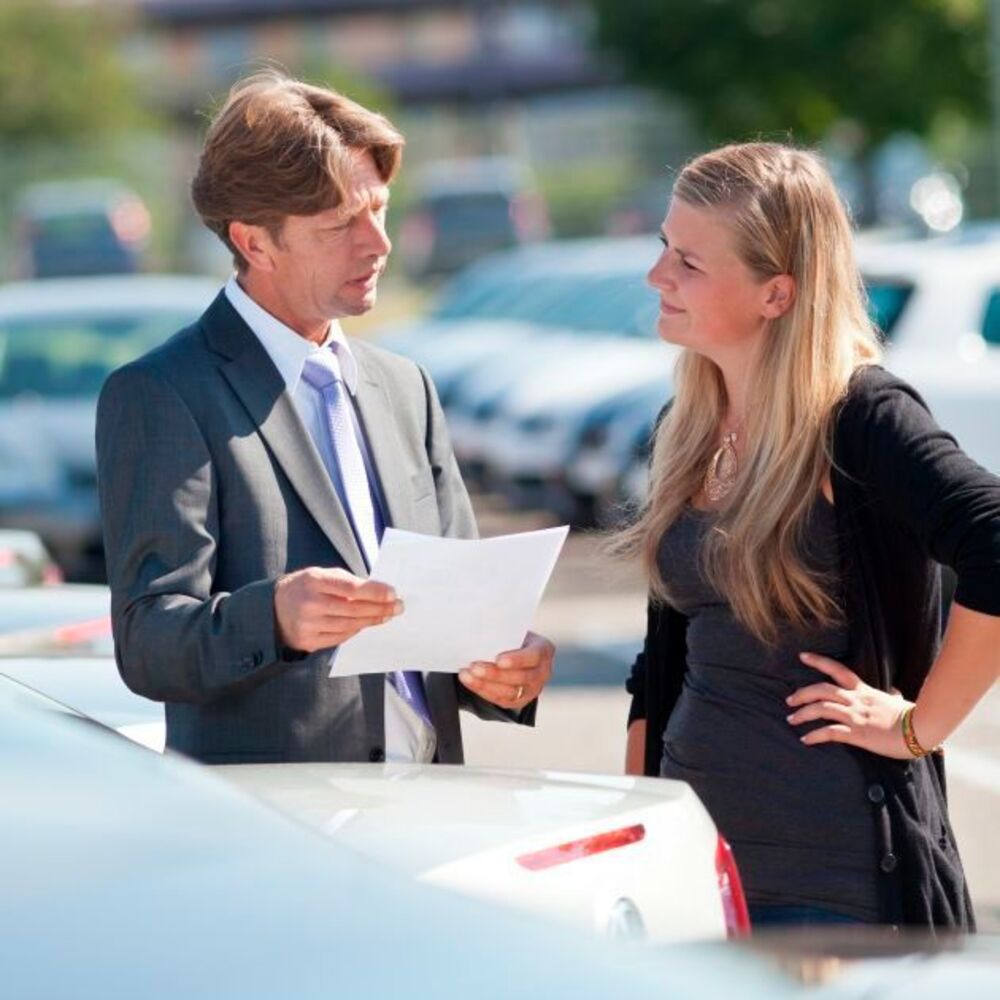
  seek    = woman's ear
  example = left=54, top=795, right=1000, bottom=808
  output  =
left=761, top=274, right=796, bottom=320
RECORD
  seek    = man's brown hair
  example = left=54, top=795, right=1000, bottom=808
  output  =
left=191, top=70, right=404, bottom=270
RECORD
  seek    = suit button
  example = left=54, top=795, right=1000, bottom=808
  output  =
left=252, top=651, right=264, bottom=667
left=866, top=783, right=886, bottom=804
left=369, top=747, right=385, bottom=763
left=880, top=852, right=898, bottom=874
left=239, top=657, right=253, bottom=671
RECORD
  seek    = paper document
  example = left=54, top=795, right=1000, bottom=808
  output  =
left=331, top=525, right=569, bottom=676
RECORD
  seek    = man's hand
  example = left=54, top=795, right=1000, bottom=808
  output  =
left=457, top=631, right=554, bottom=710
left=274, top=567, right=402, bottom=653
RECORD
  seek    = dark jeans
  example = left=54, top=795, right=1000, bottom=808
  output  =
left=749, top=904, right=867, bottom=927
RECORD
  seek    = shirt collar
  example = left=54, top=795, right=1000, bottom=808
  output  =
left=224, top=275, right=359, bottom=395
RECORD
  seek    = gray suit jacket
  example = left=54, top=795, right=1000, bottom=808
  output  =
left=96, top=291, right=533, bottom=763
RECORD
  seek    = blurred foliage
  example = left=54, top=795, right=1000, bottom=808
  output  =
left=538, top=163, right=638, bottom=237
left=0, top=0, right=151, bottom=142
left=591, top=0, right=989, bottom=153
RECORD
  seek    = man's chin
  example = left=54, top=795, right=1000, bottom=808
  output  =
left=339, top=289, right=378, bottom=317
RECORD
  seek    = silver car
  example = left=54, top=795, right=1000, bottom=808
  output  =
left=0, top=275, right=218, bottom=580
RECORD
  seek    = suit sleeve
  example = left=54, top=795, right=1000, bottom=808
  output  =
left=97, top=363, right=288, bottom=705
left=415, top=364, right=537, bottom=727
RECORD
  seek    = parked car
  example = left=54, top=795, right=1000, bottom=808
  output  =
left=856, top=236, right=1000, bottom=475
left=0, top=584, right=110, bottom=654
left=376, top=236, right=671, bottom=488
left=6, top=672, right=754, bottom=999
left=441, top=232, right=1000, bottom=523
left=398, top=157, right=549, bottom=278
left=0, top=275, right=218, bottom=580
left=0, top=530, right=62, bottom=587
left=563, top=379, right=666, bottom=526
left=9, top=179, right=152, bottom=280
left=0, top=649, right=749, bottom=944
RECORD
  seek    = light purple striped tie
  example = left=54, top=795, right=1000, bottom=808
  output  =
left=302, top=354, right=432, bottom=727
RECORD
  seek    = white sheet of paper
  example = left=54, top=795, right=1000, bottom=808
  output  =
left=330, top=525, right=569, bottom=675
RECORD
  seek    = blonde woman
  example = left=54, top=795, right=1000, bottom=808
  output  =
left=620, top=143, right=1000, bottom=929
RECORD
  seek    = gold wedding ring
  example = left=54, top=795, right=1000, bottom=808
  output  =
left=514, top=684, right=525, bottom=702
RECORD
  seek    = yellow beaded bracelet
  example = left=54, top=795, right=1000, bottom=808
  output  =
left=900, top=705, right=933, bottom=758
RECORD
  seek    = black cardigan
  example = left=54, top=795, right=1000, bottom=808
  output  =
left=626, top=366, right=1000, bottom=929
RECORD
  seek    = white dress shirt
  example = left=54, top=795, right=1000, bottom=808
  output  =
left=224, top=276, right=436, bottom=763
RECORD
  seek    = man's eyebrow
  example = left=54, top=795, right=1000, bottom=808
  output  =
left=331, top=188, right=389, bottom=222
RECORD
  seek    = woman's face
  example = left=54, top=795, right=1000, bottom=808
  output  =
left=647, top=198, right=780, bottom=363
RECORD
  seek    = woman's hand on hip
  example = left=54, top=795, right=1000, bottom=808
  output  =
left=786, top=652, right=912, bottom=759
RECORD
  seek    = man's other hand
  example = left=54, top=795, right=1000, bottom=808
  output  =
left=274, top=567, right=402, bottom=653
left=457, top=631, right=554, bottom=710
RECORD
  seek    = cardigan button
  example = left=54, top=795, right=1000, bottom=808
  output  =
left=880, top=852, right=898, bottom=874
left=866, top=783, right=886, bottom=804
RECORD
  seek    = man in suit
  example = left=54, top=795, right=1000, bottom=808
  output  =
left=96, top=71, right=554, bottom=764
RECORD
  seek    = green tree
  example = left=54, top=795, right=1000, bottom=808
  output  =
left=0, top=0, right=147, bottom=141
left=591, top=0, right=988, bottom=158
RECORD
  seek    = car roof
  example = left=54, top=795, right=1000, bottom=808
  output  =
left=0, top=274, right=219, bottom=317
left=416, top=156, right=531, bottom=197
left=13, top=179, right=140, bottom=216
left=856, top=235, right=1000, bottom=281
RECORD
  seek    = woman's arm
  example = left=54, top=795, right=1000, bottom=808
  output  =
left=626, top=720, right=647, bottom=775
left=909, top=602, right=999, bottom=749
left=787, top=372, right=1000, bottom=757
left=787, top=603, right=999, bottom=757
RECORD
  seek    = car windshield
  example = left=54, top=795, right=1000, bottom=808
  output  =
left=434, top=269, right=658, bottom=337
left=864, top=279, right=914, bottom=341
left=31, top=212, right=116, bottom=242
left=0, top=311, right=189, bottom=399
left=427, top=193, right=515, bottom=239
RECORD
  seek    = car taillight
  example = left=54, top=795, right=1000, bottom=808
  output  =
left=715, top=835, right=750, bottom=938
left=53, top=616, right=111, bottom=647
left=516, top=824, right=646, bottom=871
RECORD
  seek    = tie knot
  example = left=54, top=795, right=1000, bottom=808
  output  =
left=301, top=354, right=341, bottom=392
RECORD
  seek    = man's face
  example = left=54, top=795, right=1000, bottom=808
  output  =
left=265, top=149, right=391, bottom=326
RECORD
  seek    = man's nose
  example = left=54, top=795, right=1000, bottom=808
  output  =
left=360, top=212, right=391, bottom=257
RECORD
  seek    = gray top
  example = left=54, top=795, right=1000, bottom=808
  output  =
left=657, top=499, right=880, bottom=920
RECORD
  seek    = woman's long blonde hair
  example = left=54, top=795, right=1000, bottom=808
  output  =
left=618, top=143, right=881, bottom=643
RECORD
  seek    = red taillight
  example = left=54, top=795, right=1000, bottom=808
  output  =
left=715, top=835, right=751, bottom=938
left=516, top=824, right=646, bottom=872
left=52, top=616, right=111, bottom=647
left=41, top=564, right=64, bottom=585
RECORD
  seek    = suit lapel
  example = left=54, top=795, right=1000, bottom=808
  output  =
left=203, top=293, right=367, bottom=576
left=352, top=351, right=418, bottom=533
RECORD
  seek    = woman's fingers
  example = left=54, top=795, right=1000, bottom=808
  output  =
left=799, top=651, right=861, bottom=689
left=800, top=723, right=853, bottom=746
left=786, top=701, right=856, bottom=727
left=786, top=682, right=853, bottom=709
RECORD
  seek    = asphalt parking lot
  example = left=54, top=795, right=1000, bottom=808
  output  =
left=463, top=495, right=1000, bottom=932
